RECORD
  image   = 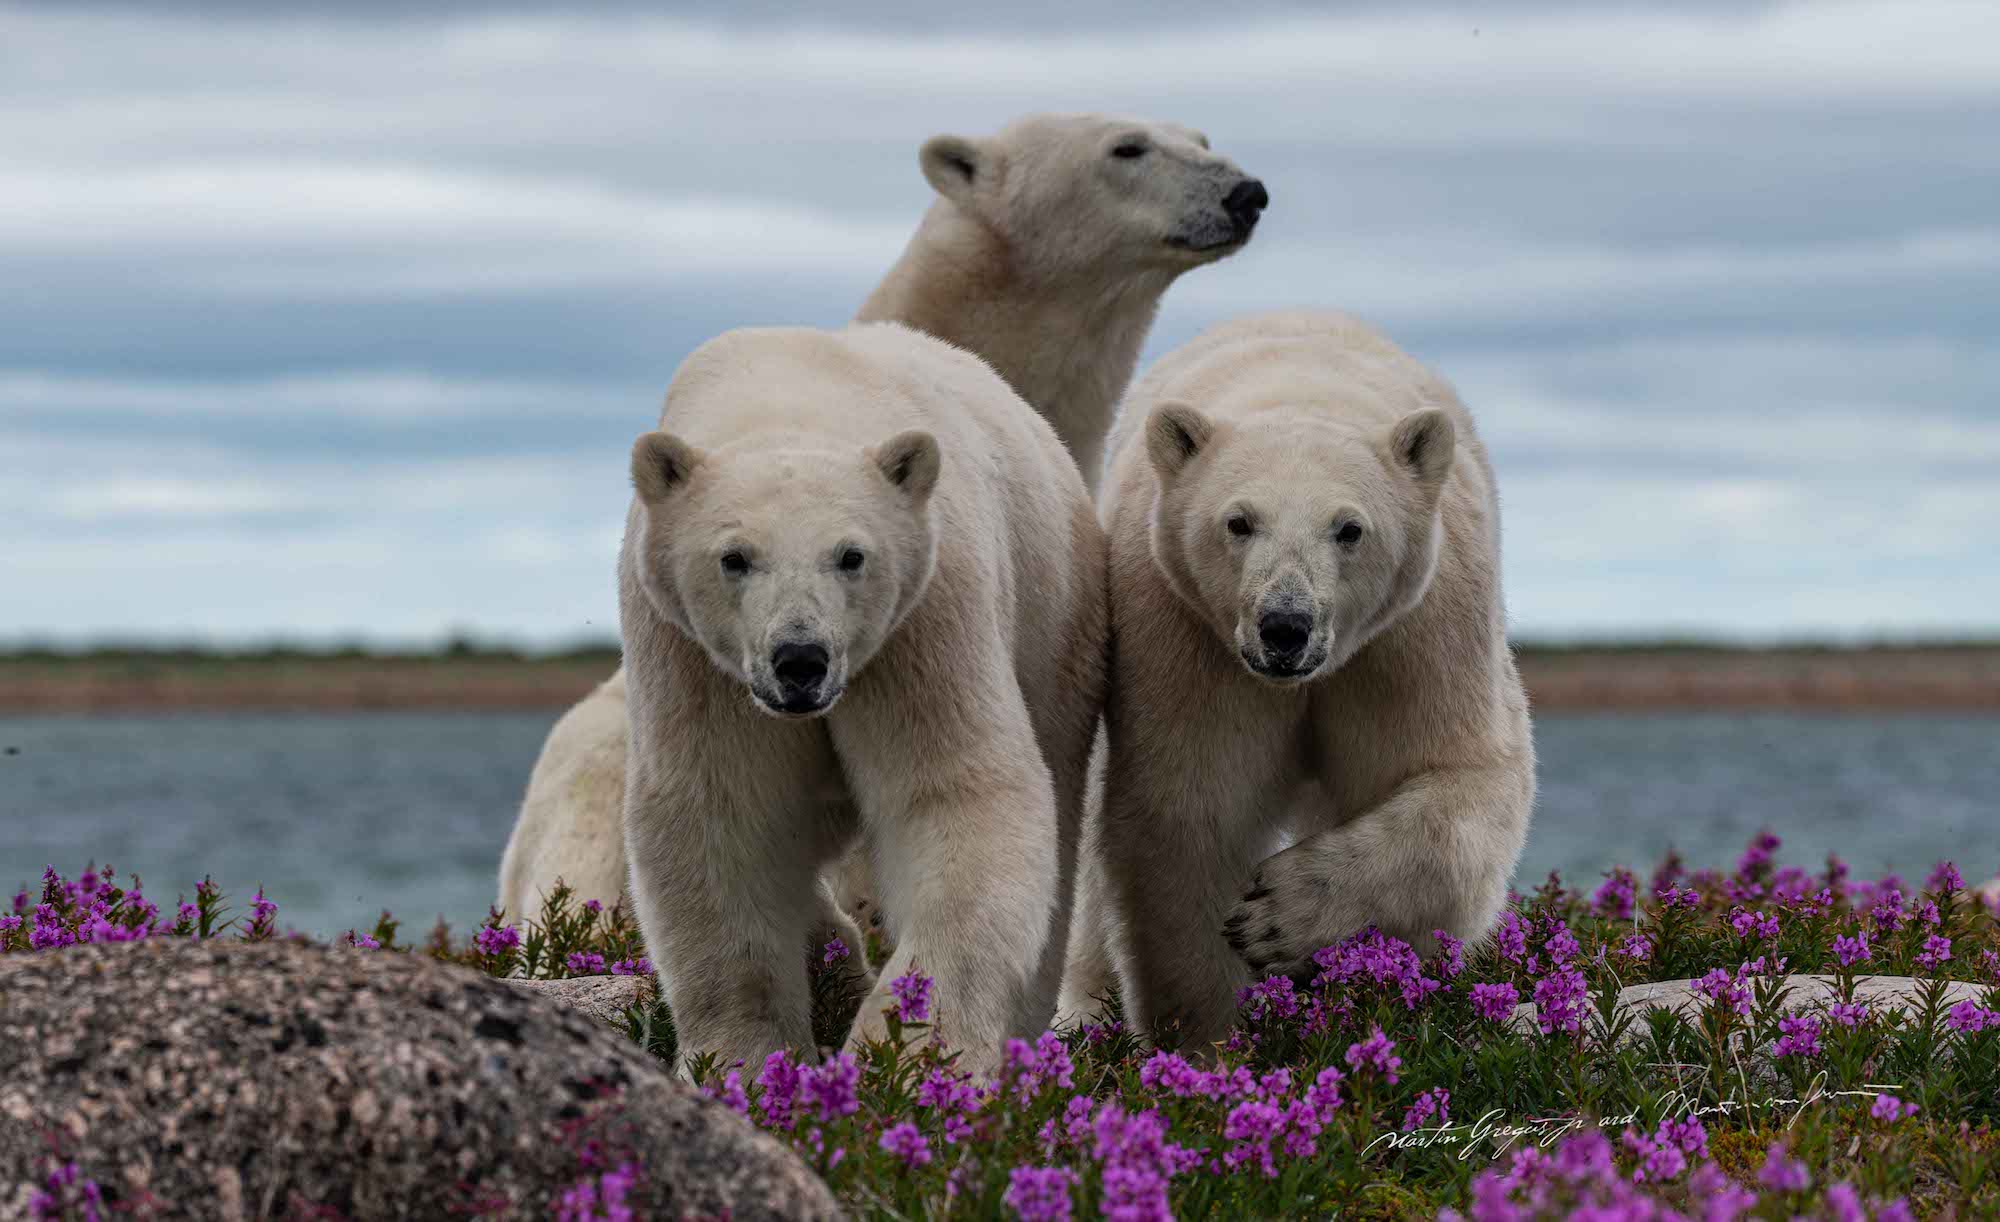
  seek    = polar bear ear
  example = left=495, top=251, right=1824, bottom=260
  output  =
left=920, top=135, right=988, bottom=206
left=1145, top=400, right=1214, bottom=481
left=1389, top=408, right=1456, bottom=489
left=630, top=431, right=703, bottom=504
left=871, top=429, right=942, bottom=503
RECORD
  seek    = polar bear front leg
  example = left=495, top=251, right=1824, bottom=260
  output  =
left=623, top=765, right=825, bottom=1076
left=1225, top=765, right=1532, bottom=978
left=829, top=673, right=1059, bottom=1074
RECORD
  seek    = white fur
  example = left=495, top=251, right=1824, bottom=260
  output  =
left=497, top=112, right=1261, bottom=928
left=1059, top=311, right=1535, bottom=1048
left=621, top=324, right=1106, bottom=1073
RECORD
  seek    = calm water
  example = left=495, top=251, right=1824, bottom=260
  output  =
left=3, top=712, right=1995, bottom=937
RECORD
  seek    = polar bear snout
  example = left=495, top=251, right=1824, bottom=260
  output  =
left=1258, top=609, right=1311, bottom=664
left=1223, top=178, right=1269, bottom=237
left=751, top=638, right=845, bottom=718
left=1236, top=597, right=1330, bottom=685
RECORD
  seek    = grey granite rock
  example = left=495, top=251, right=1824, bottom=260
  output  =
left=504, top=972, right=654, bottom=1032
left=0, top=939, right=838, bottom=1220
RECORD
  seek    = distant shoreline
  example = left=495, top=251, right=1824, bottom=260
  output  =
left=5, top=644, right=1999, bottom=714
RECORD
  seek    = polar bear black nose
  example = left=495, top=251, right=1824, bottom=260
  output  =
left=1224, top=178, right=1269, bottom=229
left=772, top=642, right=829, bottom=693
left=1258, top=611, right=1311, bottom=661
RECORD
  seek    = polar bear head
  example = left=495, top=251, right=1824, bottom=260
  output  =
left=1143, top=401, right=1456, bottom=685
left=627, top=426, right=940, bottom=718
left=918, top=113, right=1267, bottom=279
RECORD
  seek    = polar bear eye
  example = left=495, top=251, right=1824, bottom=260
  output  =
left=1111, top=142, right=1148, bottom=160
left=1334, top=521, right=1365, bottom=547
left=720, top=550, right=750, bottom=576
left=1226, top=514, right=1254, bottom=538
left=838, top=548, right=866, bottom=573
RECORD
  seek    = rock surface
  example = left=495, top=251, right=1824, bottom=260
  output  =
left=505, top=972, right=653, bottom=1031
left=1510, top=973, right=1992, bottom=1040
left=0, top=940, right=838, bottom=1220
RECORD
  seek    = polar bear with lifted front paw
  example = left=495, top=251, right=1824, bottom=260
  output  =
left=620, top=323, right=1106, bottom=1072
left=1070, top=310, right=1534, bottom=1048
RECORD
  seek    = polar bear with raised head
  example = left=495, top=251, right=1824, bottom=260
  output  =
left=1067, top=311, right=1534, bottom=1048
left=498, top=113, right=1264, bottom=930
left=620, top=323, right=1106, bottom=1071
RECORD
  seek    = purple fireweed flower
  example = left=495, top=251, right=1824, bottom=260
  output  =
left=1656, top=883, right=1701, bottom=910
left=1221, top=1098, right=1287, bottom=1177
left=1770, top=865, right=1811, bottom=906
left=1756, top=1142, right=1811, bottom=1193
left=1433, top=929, right=1467, bottom=978
left=0, top=915, right=20, bottom=934
left=1533, top=964, right=1589, bottom=1036
left=1689, top=1161, right=1760, bottom=1221
left=1945, top=999, right=2000, bottom=1034
left=1001, top=1032, right=1077, bottom=1102
left=1589, top=869, right=1637, bottom=920
left=1771, top=1012, right=1821, bottom=1059
left=582, top=898, right=603, bottom=915
left=701, top=1068, right=749, bottom=1117
left=1401, top=1087, right=1450, bottom=1133
left=1492, top=910, right=1528, bottom=963
left=1613, top=932, right=1654, bottom=963
left=1926, top=861, right=1965, bottom=894
left=879, top=1120, right=932, bottom=1169
left=1344, top=1026, right=1401, bottom=1084
left=1870, top=887, right=1906, bottom=933
left=755, top=1050, right=802, bottom=1128
left=609, top=957, right=650, bottom=976
left=1825, top=1182, right=1866, bottom=1222
left=1695, top=968, right=1752, bottom=1018
left=1736, top=830, right=1780, bottom=879
left=1004, top=1165, right=1076, bottom=1222
left=1916, top=899, right=1941, bottom=927
left=1620, top=1124, right=1687, bottom=1184
left=917, top=1067, right=981, bottom=1115
left=1832, top=928, right=1872, bottom=967
left=1728, top=906, right=1780, bottom=941
left=29, top=904, right=75, bottom=951
left=889, top=969, right=933, bottom=1022
left=1982, top=949, right=2000, bottom=981
left=1915, top=934, right=1952, bottom=972
left=1236, top=974, right=1300, bottom=1024
left=473, top=923, right=520, bottom=957
left=1311, top=927, right=1442, bottom=1008
left=1300, top=1066, right=1344, bottom=1123
left=1470, top=981, right=1520, bottom=1023
left=1877, top=1199, right=1917, bottom=1222
left=820, top=937, right=848, bottom=967
left=339, top=930, right=381, bottom=950
left=800, top=1050, right=860, bottom=1122
left=1542, top=920, right=1582, bottom=966
left=1829, top=1001, right=1869, bottom=1028
left=1871, top=1093, right=1919, bottom=1122
left=566, top=951, right=606, bottom=974
left=1089, top=1103, right=1193, bottom=1222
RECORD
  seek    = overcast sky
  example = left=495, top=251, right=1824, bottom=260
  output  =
left=4, top=1, right=1996, bottom=646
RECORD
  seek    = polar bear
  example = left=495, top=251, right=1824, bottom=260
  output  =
left=619, top=323, right=1106, bottom=1071
left=497, top=113, right=1263, bottom=928
left=1067, top=311, right=1534, bottom=1048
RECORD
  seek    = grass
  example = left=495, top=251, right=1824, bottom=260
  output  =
left=8, top=835, right=1999, bottom=1219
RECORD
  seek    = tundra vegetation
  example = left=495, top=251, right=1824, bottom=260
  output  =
left=9, top=832, right=1998, bottom=1220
